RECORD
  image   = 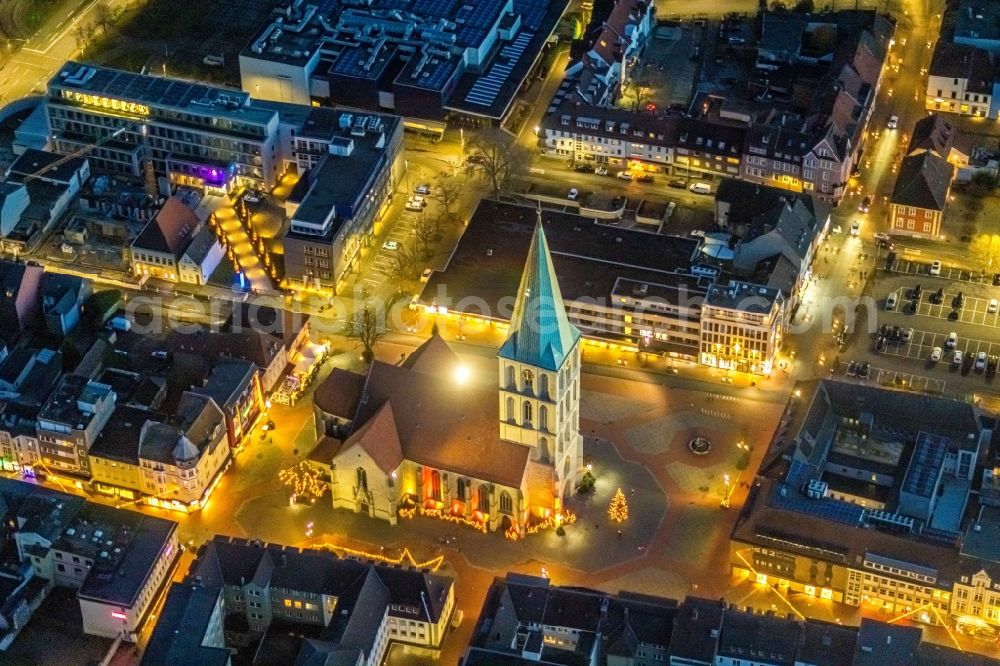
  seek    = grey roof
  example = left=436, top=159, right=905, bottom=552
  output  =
left=717, top=608, right=801, bottom=665
left=928, top=42, right=995, bottom=93
left=7, top=148, right=87, bottom=185
left=668, top=597, right=724, bottom=662
left=854, top=618, right=921, bottom=665
left=90, top=404, right=158, bottom=464
left=891, top=152, right=953, bottom=211
left=907, top=114, right=955, bottom=158
left=797, top=619, right=860, bottom=666
left=141, top=583, right=230, bottom=666
left=955, top=0, right=1000, bottom=44
left=181, top=226, right=220, bottom=265
left=190, top=359, right=256, bottom=410
left=704, top=281, right=783, bottom=314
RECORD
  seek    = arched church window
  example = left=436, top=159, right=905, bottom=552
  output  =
left=356, top=467, right=368, bottom=491
left=540, top=374, right=550, bottom=399
left=539, top=405, right=549, bottom=431
left=506, top=397, right=515, bottom=422
left=523, top=401, right=533, bottom=424
left=505, top=365, right=515, bottom=388
left=429, top=470, right=442, bottom=501
left=499, top=491, right=513, bottom=514
left=521, top=369, right=534, bottom=393
left=478, top=485, right=490, bottom=513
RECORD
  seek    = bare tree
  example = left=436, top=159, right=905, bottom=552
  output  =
left=432, top=174, right=462, bottom=223
left=387, top=243, right=417, bottom=292
left=93, top=2, right=114, bottom=36
left=412, top=212, right=437, bottom=259
left=73, top=23, right=94, bottom=49
left=969, top=234, right=1000, bottom=273
left=349, top=306, right=385, bottom=363
left=464, top=127, right=530, bottom=199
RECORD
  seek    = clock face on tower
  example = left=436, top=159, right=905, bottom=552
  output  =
left=521, top=369, right=534, bottom=390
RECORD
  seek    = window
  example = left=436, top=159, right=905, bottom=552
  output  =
left=523, top=401, right=533, bottom=424
left=539, top=406, right=549, bottom=431
left=477, top=485, right=490, bottom=513
left=500, top=491, right=513, bottom=514
left=521, top=369, right=534, bottom=392
left=540, top=374, right=550, bottom=398
left=506, top=397, right=515, bottom=422
left=356, top=467, right=368, bottom=492
left=505, top=365, right=515, bottom=388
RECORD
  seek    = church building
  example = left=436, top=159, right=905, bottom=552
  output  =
left=309, top=222, right=583, bottom=534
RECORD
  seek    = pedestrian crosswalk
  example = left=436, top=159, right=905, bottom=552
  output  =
left=700, top=408, right=733, bottom=420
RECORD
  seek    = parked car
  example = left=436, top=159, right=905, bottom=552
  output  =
left=930, top=346, right=943, bottom=362
left=962, top=353, right=974, bottom=374
left=567, top=188, right=579, bottom=200
left=952, top=292, right=964, bottom=309
left=466, top=154, right=487, bottom=165
left=689, top=182, right=712, bottom=194
left=989, top=298, right=999, bottom=314
left=994, top=273, right=1000, bottom=286
left=884, top=251, right=897, bottom=271
left=953, top=350, right=964, bottom=365
left=930, top=287, right=944, bottom=304
left=414, top=184, right=431, bottom=195
left=616, top=170, right=634, bottom=180
left=990, top=355, right=1000, bottom=377
left=847, top=361, right=858, bottom=376
left=859, top=196, right=873, bottom=213
left=874, top=335, right=888, bottom=353
left=574, top=164, right=595, bottom=173
left=420, top=268, right=433, bottom=283
left=405, top=200, right=424, bottom=211
left=885, top=292, right=897, bottom=310
left=595, top=166, right=609, bottom=176
left=945, top=331, right=958, bottom=349
left=859, top=362, right=871, bottom=380
left=976, top=351, right=988, bottom=372
left=637, top=174, right=654, bottom=183
left=382, top=240, right=399, bottom=251
left=911, top=283, right=922, bottom=299
left=668, top=177, right=687, bottom=189
left=901, top=327, right=914, bottom=342
left=929, top=260, right=942, bottom=275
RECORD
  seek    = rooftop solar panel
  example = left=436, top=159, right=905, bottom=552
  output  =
left=464, top=31, right=532, bottom=107
left=771, top=481, right=867, bottom=526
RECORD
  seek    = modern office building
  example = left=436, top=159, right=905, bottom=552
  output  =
left=732, top=380, right=995, bottom=627
left=417, top=199, right=811, bottom=375
left=239, top=0, right=568, bottom=126
left=282, top=107, right=403, bottom=291
left=47, top=62, right=286, bottom=192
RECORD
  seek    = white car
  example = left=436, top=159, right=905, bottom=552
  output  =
left=953, top=350, right=964, bottom=365
left=595, top=166, right=608, bottom=176
left=414, top=184, right=431, bottom=195
left=567, top=188, right=579, bottom=200
left=901, top=327, right=914, bottom=342
left=382, top=240, right=399, bottom=251
left=243, top=192, right=263, bottom=204
left=873, top=232, right=890, bottom=242
left=945, top=331, right=958, bottom=349
left=409, top=195, right=427, bottom=206
left=930, top=346, right=943, bottom=362
left=405, top=201, right=424, bottom=211
left=420, top=268, right=433, bottom=283
left=989, top=299, right=999, bottom=314
left=977, top=351, right=989, bottom=371
left=929, top=260, right=942, bottom=275
left=887, top=115, right=899, bottom=129
left=850, top=220, right=861, bottom=236
left=616, top=170, right=633, bottom=180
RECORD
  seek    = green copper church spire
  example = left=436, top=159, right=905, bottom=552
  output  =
left=499, top=211, right=581, bottom=371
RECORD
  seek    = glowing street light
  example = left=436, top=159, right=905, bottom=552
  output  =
left=454, top=365, right=470, bottom=385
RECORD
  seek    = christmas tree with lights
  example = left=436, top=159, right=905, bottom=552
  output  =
left=608, top=488, right=629, bottom=523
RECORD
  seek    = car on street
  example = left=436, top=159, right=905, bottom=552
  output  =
left=574, top=164, right=594, bottom=173
left=953, top=350, right=964, bottom=365
left=616, top=170, right=634, bottom=180
left=887, top=114, right=899, bottom=129
left=595, top=166, right=609, bottom=176
left=414, top=184, right=431, bottom=195
left=945, top=331, right=958, bottom=349
left=930, top=260, right=942, bottom=275
left=930, top=346, right=943, bottom=362
left=382, top=240, right=399, bottom=251
left=976, top=351, right=988, bottom=372
left=990, top=299, right=999, bottom=314
left=420, top=268, right=433, bottom=283
left=567, top=188, right=579, bottom=200
left=668, top=177, right=687, bottom=189
left=850, top=220, right=861, bottom=236
left=873, top=232, right=890, bottom=242
left=859, top=196, right=873, bottom=213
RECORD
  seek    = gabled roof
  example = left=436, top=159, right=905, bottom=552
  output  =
left=131, top=196, right=199, bottom=257
left=401, top=332, right=460, bottom=376
left=181, top=226, right=220, bottom=265
left=314, top=368, right=365, bottom=420
left=339, top=401, right=404, bottom=474
left=499, top=222, right=581, bottom=371
left=907, top=114, right=954, bottom=158
left=891, top=152, right=954, bottom=211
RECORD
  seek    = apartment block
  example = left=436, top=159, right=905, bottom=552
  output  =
left=143, top=535, right=455, bottom=665
left=36, top=374, right=116, bottom=477
left=700, top=282, right=785, bottom=376
left=925, top=42, right=995, bottom=118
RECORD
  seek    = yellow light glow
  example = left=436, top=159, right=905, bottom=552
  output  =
left=454, top=365, right=470, bottom=385
left=756, top=573, right=768, bottom=585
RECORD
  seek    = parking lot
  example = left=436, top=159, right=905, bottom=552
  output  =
left=364, top=209, right=422, bottom=291
left=891, top=257, right=991, bottom=285
left=871, top=326, right=1000, bottom=376
left=884, top=285, right=1000, bottom=327
left=837, top=360, right=947, bottom=394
